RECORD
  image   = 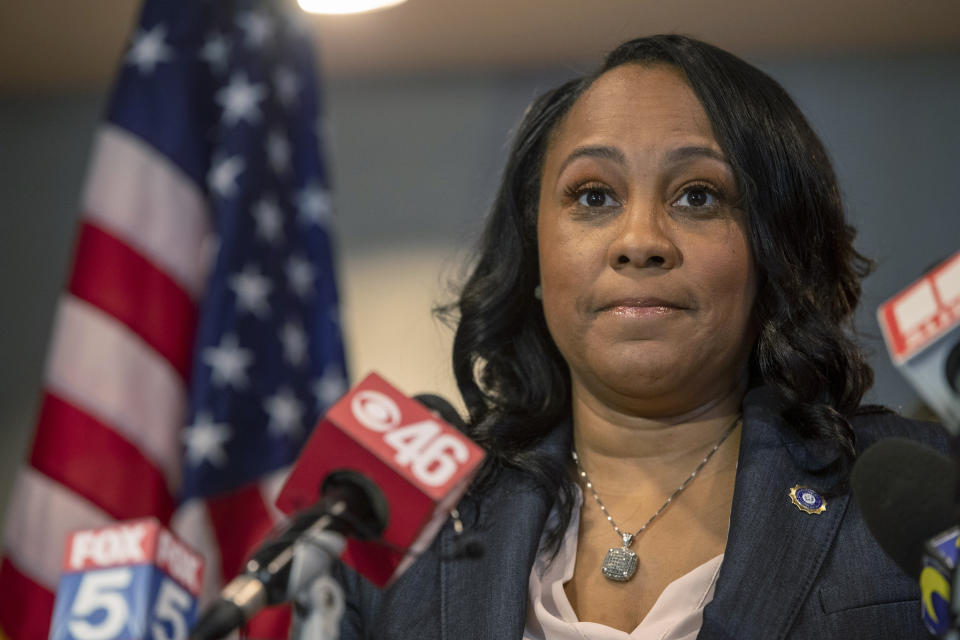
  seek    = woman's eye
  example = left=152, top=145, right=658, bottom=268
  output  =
left=674, top=186, right=718, bottom=209
left=577, top=188, right=617, bottom=207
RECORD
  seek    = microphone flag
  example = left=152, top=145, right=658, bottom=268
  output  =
left=276, top=372, right=486, bottom=587
left=878, top=249, right=960, bottom=429
left=49, top=519, right=204, bottom=640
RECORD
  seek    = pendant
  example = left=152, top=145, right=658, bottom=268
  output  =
left=601, top=533, right=637, bottom=582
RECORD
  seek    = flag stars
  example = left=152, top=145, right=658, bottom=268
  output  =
left=264, top=388, right=305, bottom=439
left=274, top=66, right=301, bottom=108
left=237, top=11, right=275, bottom=49
left=286, top=255, right=316, bottom=298
left=252, top=197, right=284, bottom=245
left=199, top=32, right=231, bottom=74
left=314, top=366, right=348, bottom=409
left=208, top=154, right=245, bottom=199
left=127, top=24, right=174, bottom=74
left=216, top=72, right=268, bottom=126
left=230, top=265, right=273, bottom=318
left=267, top=130, right=291, bottom=175
left=183, top=412, right=232, bottom=468
left=280, top=320, right=308, bottom=366
left=296, top=183, right=332, bottom=226
left=203, top=333, right=253, bottom=389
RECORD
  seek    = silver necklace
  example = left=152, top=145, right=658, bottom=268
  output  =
left=571, top=415, right=740, bottom=582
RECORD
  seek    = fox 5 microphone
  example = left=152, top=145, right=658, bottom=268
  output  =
left=878, top=249, right=960, bottom=431
left=189, top=372, right=485, bottom=639
left=852, top=438, right=960, bottom=637
left=48, top=518, right=204, bottom=640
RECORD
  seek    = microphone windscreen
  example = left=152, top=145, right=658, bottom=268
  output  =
left=851, top=437, right=960, bottom=579
left=320, top=470, right=390, bottom=539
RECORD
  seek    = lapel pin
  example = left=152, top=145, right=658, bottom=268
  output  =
left=789, top=485, right=826, bottom=514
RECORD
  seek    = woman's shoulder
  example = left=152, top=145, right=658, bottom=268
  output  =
left=848, top=405, right=952, bottom=455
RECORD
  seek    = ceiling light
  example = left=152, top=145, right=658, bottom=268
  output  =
left=298, top=0, right=409, bottom=14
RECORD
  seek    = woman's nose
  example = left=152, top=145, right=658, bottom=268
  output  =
left=607, top=202, right=680, bottom=270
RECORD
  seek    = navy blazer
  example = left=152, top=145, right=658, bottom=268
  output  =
left=333, top=387, right=950, bottom=639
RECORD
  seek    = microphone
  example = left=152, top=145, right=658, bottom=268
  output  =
left=852, top=438, right=960, bottom=636
left=414, top=393, right=467, bottom=430
left=877, top=248, right=960, bottom=432
left=189, top=471, right=388, bottom=640
left=276, top=372, right=485, bottom=586
left=49, top=518, right=204, bottom=640
left=190, top=372, right=485, bottom=639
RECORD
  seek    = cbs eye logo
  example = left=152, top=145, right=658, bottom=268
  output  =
left=350, top=390, right=469, bottom=487
left=351, top=390, right=402, bottom=432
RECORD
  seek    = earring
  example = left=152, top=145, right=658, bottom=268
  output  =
left=534, top=285, right=543, bottom=300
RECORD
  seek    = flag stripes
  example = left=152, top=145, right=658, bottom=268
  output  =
left=0, top=559, right=54, bottom=640
left=31, top=393, right=176, bottom=523
left=69, top=222, right=198, bottom=380
left=46, top=295, right=186, bottom=491
left=3, top=468, right=112, bottom=589
left=83, top=126, right=211, bottom=299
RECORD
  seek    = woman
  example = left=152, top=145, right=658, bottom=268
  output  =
left=335, top=35, right=948, bottom=639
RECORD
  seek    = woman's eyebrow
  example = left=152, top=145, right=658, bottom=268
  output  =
left=556, top=144, right=729, bottom=177
left=664, top=145, right=729, bottom=166
left=557, top=145, right=627, bottom=175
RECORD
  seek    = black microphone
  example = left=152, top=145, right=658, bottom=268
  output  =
left=852, top=437, right=960, bottom=635
left=414, top=393, right=467, bottom=430
left=851, top=438, right=959, bottom=580
left=189, top=471, right=388, bottom=640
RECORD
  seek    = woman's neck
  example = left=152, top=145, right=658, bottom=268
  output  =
left=570, top=377, right=746, bottom=493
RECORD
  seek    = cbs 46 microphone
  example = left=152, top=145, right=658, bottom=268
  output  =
left=878, top=249, right=960, bottom=431
left=48, top=518, right=204, bottom=640
left=189, top=372, right=485, bottom=639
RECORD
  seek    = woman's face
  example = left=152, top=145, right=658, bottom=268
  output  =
left=537, top=63, right=757, bottom=417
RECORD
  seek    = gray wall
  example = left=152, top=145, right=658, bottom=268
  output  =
left=2, top=51, right=959, bottom=521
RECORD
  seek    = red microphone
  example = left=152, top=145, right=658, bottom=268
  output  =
left=190, top=373, right=485, bottom=640
left=276, top=371, right=486, bottom=587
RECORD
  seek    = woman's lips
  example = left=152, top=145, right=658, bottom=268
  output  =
left=598, top=298, right=688, bottom=318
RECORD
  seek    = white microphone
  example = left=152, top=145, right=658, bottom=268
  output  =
left=878, top=248, right=960, bottom=431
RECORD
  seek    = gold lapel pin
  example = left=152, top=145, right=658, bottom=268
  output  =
left=789, top=485, right=827, bottom=514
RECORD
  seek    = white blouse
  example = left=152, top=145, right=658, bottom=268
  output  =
left=523, top=490, right=723, bottom=640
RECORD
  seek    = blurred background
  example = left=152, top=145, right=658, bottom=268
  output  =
left=1, top=0, right=959, bottom=528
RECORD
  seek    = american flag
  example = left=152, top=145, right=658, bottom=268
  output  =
left=0, top=0, right=348, bottom=637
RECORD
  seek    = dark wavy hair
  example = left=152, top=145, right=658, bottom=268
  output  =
left=442, top=35, right=874, bottom=547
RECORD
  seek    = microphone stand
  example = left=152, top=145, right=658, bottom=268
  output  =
left=190, top=472, right=387, bottom=640
left=288, top=526, right=347, bottom=640
left=189, top=505, right=348, bottom=640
